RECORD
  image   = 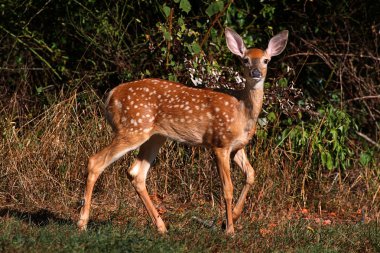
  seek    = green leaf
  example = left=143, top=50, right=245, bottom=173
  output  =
left=267, top=112, right=276, bottom=122
left=260, top=4, right=275, bottom=20
left=326, top=152, right=334, bottom=170
left=191, top=42, right=201, bottom=54
left=278, top=77, right=288, bottom=87
left=360, top=151, right=372, bottom=166
left=162, top=4, right=171, bottom=17
left=321, top=151, right=327, bottom=166
left=206, top=1, right=224, bottom=17
left=168, top=73, right=177, bottom=81
left=178, top=17, right=185, bottom=27
left=179, top=0, right=191, bottom=14
left=162, top=27, right=172, bottom=41
left=36, top=86, right=43, bottom=95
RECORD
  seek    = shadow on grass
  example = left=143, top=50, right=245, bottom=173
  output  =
left=0, top=207, right=112, bottom=229
left=0, top=208, right=72, bottom=226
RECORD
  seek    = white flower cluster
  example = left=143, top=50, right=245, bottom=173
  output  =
left=264, top=81, right=315, bottom=117
left=185, top=57, right=245, bottom=90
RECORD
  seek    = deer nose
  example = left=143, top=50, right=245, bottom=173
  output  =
left=250, top=69, right=261, bottom=78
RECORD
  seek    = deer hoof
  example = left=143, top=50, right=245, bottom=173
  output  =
left=225, top=226, right=235, bottom=237
left=77, top=219, right=88, bottom=231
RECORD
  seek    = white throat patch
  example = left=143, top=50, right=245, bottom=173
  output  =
left=254, top=79, right=264, bottom=89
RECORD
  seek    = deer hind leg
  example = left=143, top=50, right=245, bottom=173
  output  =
left=77, top=134, right=149, bottom=231
left=127, top=135, right=167, bottom=233
left=214, top=148, right=235, bottom=235
left=232, top=148, right=255, bottom=221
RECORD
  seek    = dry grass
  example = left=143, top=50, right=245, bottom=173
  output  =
left=1, top=87, right=379, bottom=230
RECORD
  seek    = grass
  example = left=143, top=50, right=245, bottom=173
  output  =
left=0, top=212, right=379, bottom=252
left=1, top=89, right=379, bottom=252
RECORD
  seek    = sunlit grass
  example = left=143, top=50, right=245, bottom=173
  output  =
left=1, top=214, right=379, bottom=252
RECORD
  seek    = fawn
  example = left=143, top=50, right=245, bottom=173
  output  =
left=78, top=27, right=288, bottom=235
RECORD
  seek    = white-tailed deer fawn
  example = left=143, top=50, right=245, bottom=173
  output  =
left=78, top=27, right=288, bottom=235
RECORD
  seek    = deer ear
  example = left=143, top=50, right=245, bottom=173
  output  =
left=266, top=30, right=289, bottom=57
left=225, top=27, right=247, bottom=58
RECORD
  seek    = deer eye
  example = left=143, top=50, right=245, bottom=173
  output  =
left=243, top=58, right=250, bottom=65
left=263, top=59, right=270, bottom=64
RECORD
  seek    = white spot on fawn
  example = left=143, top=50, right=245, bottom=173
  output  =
left=115, top=100, right=122, bottom=109
left=143, top=127, right=152, bottom=133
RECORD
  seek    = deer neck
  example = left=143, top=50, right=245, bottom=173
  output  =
left=239, top=77, right=265, bottom=135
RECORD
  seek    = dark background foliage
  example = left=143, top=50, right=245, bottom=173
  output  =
left=1, top=0, right=378, bottom=168
left=0, top=0, right=379, bottom=233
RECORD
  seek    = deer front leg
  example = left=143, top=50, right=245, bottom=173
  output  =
left=214, top=148, right=234, bottom=235
left=232, top=148, right=255, bottom=221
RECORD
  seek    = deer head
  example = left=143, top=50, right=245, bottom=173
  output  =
left=225, top=28, right=288, bottom=89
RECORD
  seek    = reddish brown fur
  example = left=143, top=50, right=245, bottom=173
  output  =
left=78, top=28, right=288, bottom=236
left=245, top=48, right=264, bottom=59
left=107, top=79, right=244, bottom=148
left=79, top=75, right=265, bottom=236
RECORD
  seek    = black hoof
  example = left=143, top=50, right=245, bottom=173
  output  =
left=78, top=199, right=85, bottom=208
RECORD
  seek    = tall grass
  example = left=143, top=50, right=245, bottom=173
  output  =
left=1, top=83, right=379, bottom=226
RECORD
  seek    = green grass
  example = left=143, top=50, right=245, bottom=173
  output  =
left=1, top=213, right=379, bottom=253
